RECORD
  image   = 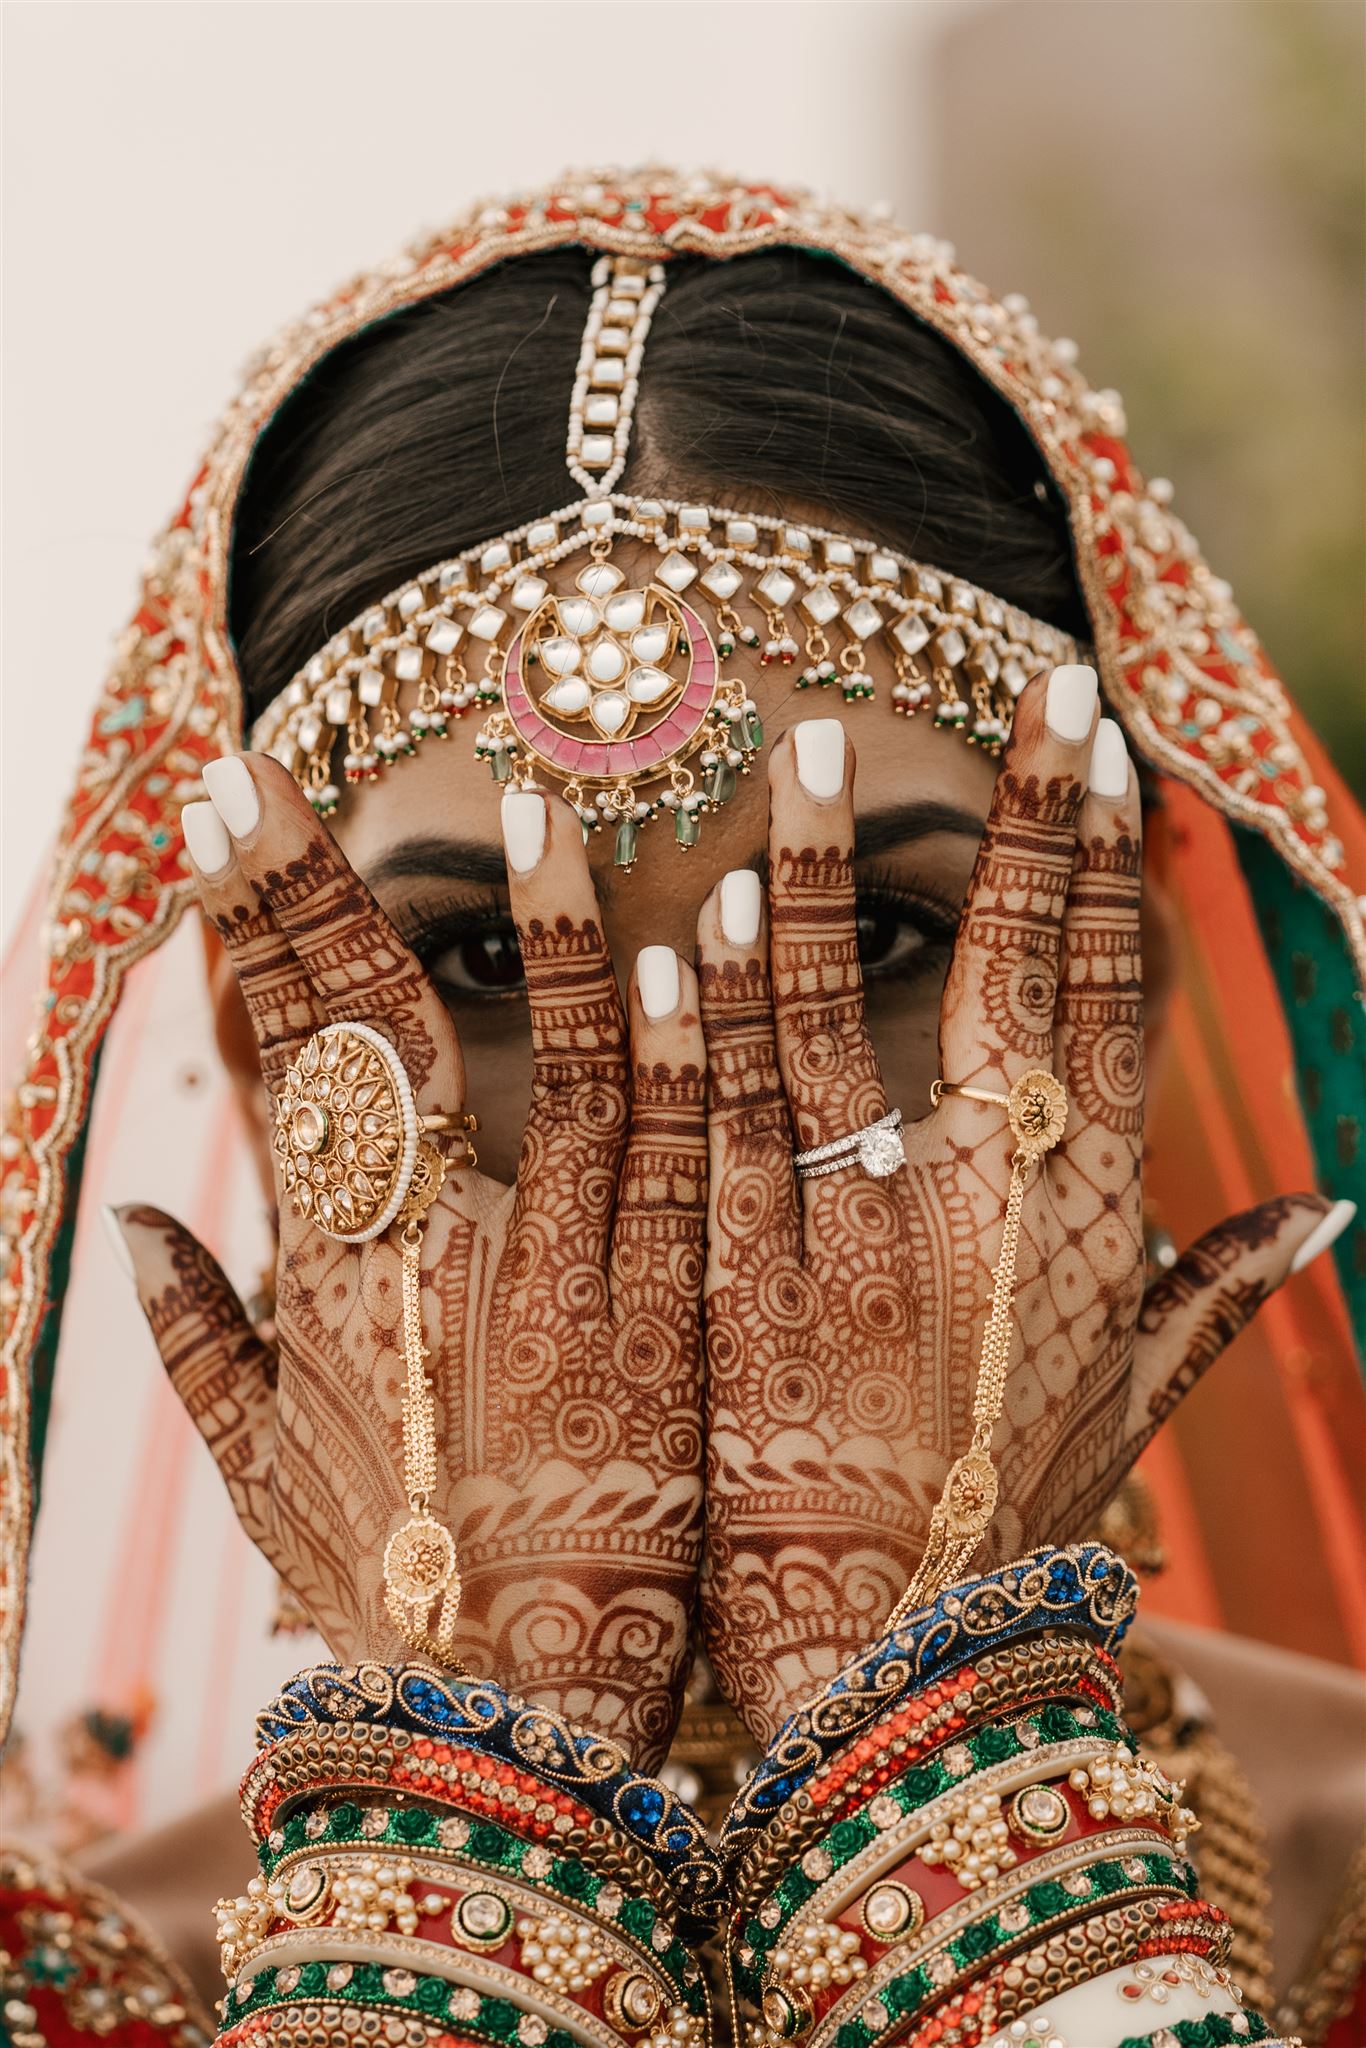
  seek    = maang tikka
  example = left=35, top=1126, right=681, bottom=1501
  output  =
left=255, top=254, right=1078, bottom=867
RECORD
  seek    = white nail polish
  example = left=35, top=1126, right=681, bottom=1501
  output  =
left=101, top=1203, right=136, bottom=1281
left=181, top=799, right=233, bottom=876
left=501, top=789, right=546, bottom=874
left=637, top=945, right=680, bottom=1020
left=794, top=719, right=845, bottom=801
left=1289, top=1198, right=1357, bottom=1275
left=720, top=869, right=762, bottom=948
left=1088, top=719, right=1130, bottom=800
left=202, top=755, right=262, bottom=838
left=1045, top=663, right=1099, bottom=743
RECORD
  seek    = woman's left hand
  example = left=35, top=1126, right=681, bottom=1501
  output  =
left=695, top=671, right=1336, bottom=1747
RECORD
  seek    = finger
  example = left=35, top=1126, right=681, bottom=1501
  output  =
left=696, top=868, right=801, bottom=1277
left=938, top=665, right=1098, bottom=1100
left=201, top=753, right=463, bottom=1112
left=181, top=799, right=327, bottom=1094
left=501, top=787, right=629, bottom=1271
left=1126, top=1193, right=1347, bottom=1459
left=609, top=948, right=707, bottom=1338
left=767, top=720, right=887, bottom=1151
left=108, top=1202, right=278, bottom=1558
left=1053, top=721, right=1144, bottom=1231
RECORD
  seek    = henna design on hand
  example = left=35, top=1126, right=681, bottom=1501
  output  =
left=699, top=700, right=1296, bottom=1746
left=769, top=843, right=886, bottom=1149
left=145, top=773, right=708, bottom=1770
left=258, top=839, right=445, bottom=1096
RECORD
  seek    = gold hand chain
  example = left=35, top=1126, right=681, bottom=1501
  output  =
left=889, top=1068, right=1069, bottom=1621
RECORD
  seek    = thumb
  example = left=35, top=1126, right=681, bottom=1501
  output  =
left=1127, top=1193, right=1355, bottom=1458
left=106, top=1202, right=279, bottom=1557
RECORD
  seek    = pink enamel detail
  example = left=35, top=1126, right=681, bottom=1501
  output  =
left=503, top=598, right=718, bottom=780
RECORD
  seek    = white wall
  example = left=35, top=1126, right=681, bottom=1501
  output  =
left=2, top=0, right=980, bottom=1826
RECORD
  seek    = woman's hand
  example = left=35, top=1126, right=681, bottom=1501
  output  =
left=114, top=757, right=706, bottom=1769
left=694, top=670, right=1334, bottom=1747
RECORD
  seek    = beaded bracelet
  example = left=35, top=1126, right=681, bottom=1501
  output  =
left=242, top=1729, right=685, bottom=1931
left=720, top=1547, right=1138, bottom=1870
left=255, top=1799, right=697, bottom=1995
left=731, top=1644, right=1127, bottom=1913
left=219, top=1955, right=706, bottom=2048
left=794, top=1843, right=1198, bottom=2048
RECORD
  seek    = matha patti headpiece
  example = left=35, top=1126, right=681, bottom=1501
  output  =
left=251, top=253, right=1079, bottom=867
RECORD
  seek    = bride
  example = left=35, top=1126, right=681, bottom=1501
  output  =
left=2, top=172, right=1361, bottom=2047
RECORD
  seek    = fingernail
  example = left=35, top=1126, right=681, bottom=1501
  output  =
left=101, top=1203, right=136, bottom=1281
left=794, top=719, right=846, bottom=801
left=501, top=789, right=546, bottom=874
left=637, top=945, right=680, bottom=1020
left=720, top=869, right=762, bottom=948
left=1289, top=1198, right=1357, bottom=1275
left=202, top=755, right=262, bottom=839
left=1045, top=663, right=1099, bottom=744
left=1088, top=719, right=1130, bottom=800
left=181, top=799, right=233, bottom=876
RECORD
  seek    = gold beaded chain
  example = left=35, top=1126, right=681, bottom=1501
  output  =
left=382, top=1143, right=469, bottom=1672
left=890, top=1070, right=1069, bottom=1621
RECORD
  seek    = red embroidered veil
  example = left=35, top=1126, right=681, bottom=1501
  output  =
left=2, top=172, right=1362, bottom=1766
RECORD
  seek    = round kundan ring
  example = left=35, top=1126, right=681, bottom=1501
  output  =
left=931, top=1068, right=1069, bottom=1159
left=794, top=1108, right=906, bottom=1182
left=273, top=1021, right=477, bottom=1242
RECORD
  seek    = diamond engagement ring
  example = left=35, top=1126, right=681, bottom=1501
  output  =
left=793, top=1109, right=906, bottom=1182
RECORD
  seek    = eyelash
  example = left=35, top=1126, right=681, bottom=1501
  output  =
left=401, top=872, right=960, bottom=1002
left=402, top=894, right=527, bottom=1003
left=853, top=865, right=960, bottom=986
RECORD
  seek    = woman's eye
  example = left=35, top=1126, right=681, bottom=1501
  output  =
left=426, top=923, right=526, bottom=997
left=855, top=899, right=950, bottom=980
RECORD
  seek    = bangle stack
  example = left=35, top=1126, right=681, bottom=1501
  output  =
left=716, top=1546, right=1298, bottom=2048
left=213, top=1547, right=1296, bottom=2048
left=217, top=1664, right=724, bottom=2048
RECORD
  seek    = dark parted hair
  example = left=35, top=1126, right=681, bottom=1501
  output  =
left=229, top=248, right=1088, bottom=725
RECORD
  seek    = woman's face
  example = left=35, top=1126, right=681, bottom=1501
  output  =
left=324, top=633, right=999, bottom=1182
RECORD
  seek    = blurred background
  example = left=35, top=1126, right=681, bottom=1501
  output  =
left=3, top=0, right=1362, bottom=1847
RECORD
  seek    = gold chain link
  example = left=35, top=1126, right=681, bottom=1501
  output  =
left=889, top=1071, right=1067, bottom=1623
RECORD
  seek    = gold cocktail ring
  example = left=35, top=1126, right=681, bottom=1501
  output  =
left=273, top=1021, right=477, bottom=1242
left=931, top=1068, right=1069, bottom=1158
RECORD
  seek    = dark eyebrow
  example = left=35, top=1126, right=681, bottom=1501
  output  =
left=852, top=798, right=985, bottom=861
left=366, top=835, right=507, bottom=890
left=366, top=799, right=983, bottom=894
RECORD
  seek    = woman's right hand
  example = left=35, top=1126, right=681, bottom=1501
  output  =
left=113, top=755, right=707, bottom=1770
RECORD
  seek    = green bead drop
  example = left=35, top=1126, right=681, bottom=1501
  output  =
left=744, top=710, right=765, bottom=749
left=614, top=818, right=639, bottom=869
left=675, top=806, right=700, bottom=847
left=489, top=745, right=513, bottom=784
left=706, top=760, right=738, bottom=806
